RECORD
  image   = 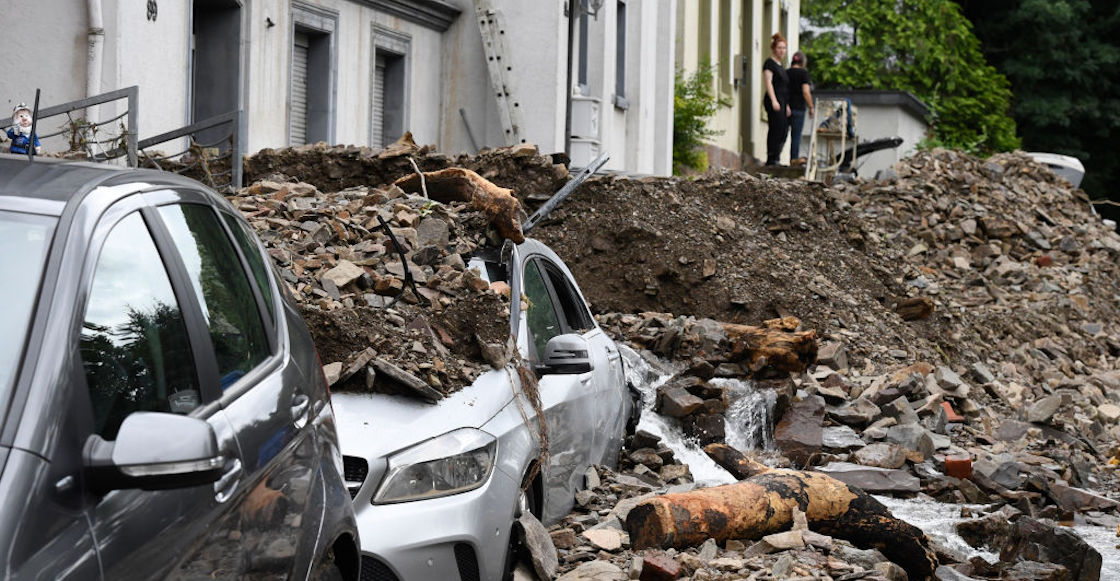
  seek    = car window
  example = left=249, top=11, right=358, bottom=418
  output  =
left=159, top=204, right=270, bottom=389
left=221, top=212, right=275, bottom=321
left=0, top=211, right=55, bottom=397
left=523, top=259, right=562, bottom=358
left=81, top=212, right=200, bottom=440
left=540, top=261, right=594, bottom=332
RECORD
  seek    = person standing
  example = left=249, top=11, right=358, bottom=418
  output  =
left=787, top=51, right=814, bottom=164
left=762, top=33, right=790, bottom=166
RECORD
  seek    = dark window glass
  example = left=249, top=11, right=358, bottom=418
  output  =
left=523, top=260, right=562, bottom=358
left=159, top=204, right=269, bottom=389
left=81, top=212, right=199, bottom=439
left=0, top=211, right=55, bottom=396
left=542, top=262, right=594, bottom=332
left=221, top=213, right=275, bottom=321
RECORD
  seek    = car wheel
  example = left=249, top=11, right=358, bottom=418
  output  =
left=310, top=548, right=346, bottom=581
left=502, top=486, right=538, bottom=581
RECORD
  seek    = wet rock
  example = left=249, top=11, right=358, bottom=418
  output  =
left=1000, top=516, right=1102, bottom=581
left=656, top=386, right=704, bottom=418
left=816, top=462, right=921, bottom=493
left=774, top=396, right=825, bottom=465
left=822, top=425, right=866, bottom=452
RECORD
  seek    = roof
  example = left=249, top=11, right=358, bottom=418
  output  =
left=0, top=154, right=211, bottom=210
left=813, top=90, right=932, bottom=121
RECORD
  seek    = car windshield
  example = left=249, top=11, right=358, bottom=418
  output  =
left=0, top=210, right=56, bottom=398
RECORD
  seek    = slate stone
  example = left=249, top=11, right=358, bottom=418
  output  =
left=774, top=396, right=825, bottom=465
left=558, top=560, right=627, bottom=581
left=816, top=462, right=920, bottom=493
left=1026, top=395, right=1062, bottom=424
left=886, top=424, right=935, bottom=460
left=518, top=511, right=559, bottom=580
left=822, top=425, right=866, bottom=452
left=853, top=442, right=908, bottom=469
left=1000, top=516, right=1102, bottom=581
left=1047, top=483, right=1120, bottom=513
left=828, top=396, right=882, bottom=427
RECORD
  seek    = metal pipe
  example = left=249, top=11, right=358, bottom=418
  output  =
left=86, top=0, right=105, bottom=122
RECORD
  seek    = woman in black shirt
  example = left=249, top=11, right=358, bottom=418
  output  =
left=763, top=33, right=790, bottom=165
left=787, top=51, right=814, bottom=163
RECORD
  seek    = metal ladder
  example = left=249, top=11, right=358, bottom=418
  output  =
left=475, top=1, right=524, bottom=145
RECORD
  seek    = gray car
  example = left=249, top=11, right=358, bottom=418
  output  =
left=334, top=239, right=635, bottom=581
left=0, top=155, right=359, bottom=579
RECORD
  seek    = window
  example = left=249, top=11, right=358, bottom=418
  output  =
left=719, top=0, right=733, bottom=97
left=615, top=0, right=627, bottom=108
left=371, top=25, right=411, bottom=148
left=159, top=204, right=269, bottom=389
left=290, top=3, right=337, bottom=145
left=540, top=261, right=594, bottom=333
left=221, top=213, right=275, bottom=321
left=81, top=212, right=199, bottom=440
left=699, top=0, right=712, bottom=66
left=523, top=260, right=562, bottom=358
left=0, top=211, right=55, bottom=395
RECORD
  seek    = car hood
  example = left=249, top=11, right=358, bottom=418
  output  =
left=332, top=367, right=514, bottom=460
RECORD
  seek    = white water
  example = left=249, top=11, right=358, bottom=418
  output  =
left=622, top=346, right=1120, bottom=574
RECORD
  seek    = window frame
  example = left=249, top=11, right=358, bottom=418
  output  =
left=141, top=188, right=282, bottom=401
left=520, top=255, right=595, bottom=360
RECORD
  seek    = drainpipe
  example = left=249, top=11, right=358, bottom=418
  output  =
left=86, top=0, right=104, bottom=122
left=564, top=1, right=575, bottom=159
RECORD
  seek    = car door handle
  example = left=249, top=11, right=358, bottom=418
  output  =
left=214, top=457, right=242, bottom=503
left=291, top=394, right=310, bottom=429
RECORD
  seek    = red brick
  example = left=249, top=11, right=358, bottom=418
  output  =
left=640, top=554, right=681, bottom=581
left=945, top=455, right=973, bottom=480
left=941, top=401, right=965, bottom=423
left=1036, top=254, right=1053, bottom=267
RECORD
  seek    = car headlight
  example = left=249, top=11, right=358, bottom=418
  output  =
left=373, top=428, right=497, bottom=504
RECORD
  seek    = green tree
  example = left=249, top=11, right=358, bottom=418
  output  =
left=802, top=0, right=1020, bottom=154
left=673, top=64, right=729, bottom=174
left=956, top=0, right=1120, bottom=220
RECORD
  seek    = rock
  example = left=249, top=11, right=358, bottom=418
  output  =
left=774, top=396, right=825, bottom=465
left=761, top=530, right=805, bottom=550
left=582, top=528, right=624, bottom=552
left=680, top=413, right=725, bottom=446
left=771, top=553, right=794, bottom=578
left=1004, top=560, right=1069, bottom=580
left=519, top=511, right=558, bottom=580
left=1026, top=395, right=1062, bottom=424
left=1047, top=483, right=1120, bottom=513
left=853, top=443, right=908, bottom=469
left=816, top=462, right=921, bottom=493
left=1001, top=516, right=1102, bottom=581
left=896, top=296, right=935, bottom=321
left=875, top=561, right=909, bottom=581
left=935, top=565, right=982, bottom=580
left=829, top=397, right=882, bottom=427
left=322, top=362, right=343, bottom=386
left=970, top=362, right=996, bottom=384
left=881, top=396, right=920, bottom=426
left=956, top=510, right=1014, bottom=549
left=558, top=560, right=627, bottom=581
left=818, top=342, right=849, bottom=370
left=551, top=528, right=577, bottom=549
left=822, top=425, right=866, bottom=452
left=886, top=424, right=935, bottom=460
left=1097, top=403, right=1120, bottom=423
left=320, top=259, right=366, bottom=288
left=638, top=554, right=680, bottom=581
left=656, top=386, right=704, bottom=418
left=831, top=543, right=889, bottom=570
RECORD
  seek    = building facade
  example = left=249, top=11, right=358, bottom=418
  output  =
left=675, top=0, right=801, bottom=169
left=1, top=0, right=676, bottom=175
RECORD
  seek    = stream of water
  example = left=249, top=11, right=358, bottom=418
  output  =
left=621, top=346, right=1120, bottom=575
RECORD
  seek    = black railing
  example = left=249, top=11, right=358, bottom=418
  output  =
left=137, top=110, right=243, bottom=191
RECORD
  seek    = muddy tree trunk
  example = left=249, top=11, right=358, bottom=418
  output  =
left=625, top=469, right=937, bottom=580
left=720, top=317, right=819, bottom=377
left=394, top=167, right=526, bottom=243
left=703, top=444, right=770, bottom=480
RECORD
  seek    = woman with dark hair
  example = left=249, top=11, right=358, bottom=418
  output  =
left=762, top=33, right=790, bottom=166
left=787, top=51, right=814, bottom=164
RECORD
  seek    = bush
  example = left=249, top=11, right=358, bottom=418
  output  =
left=673, top=64, right=728, bottom=174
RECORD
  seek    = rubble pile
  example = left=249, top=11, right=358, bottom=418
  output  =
left=242, top=134, right=568, bottom=201
left=227, top=172, right=516, bottom=398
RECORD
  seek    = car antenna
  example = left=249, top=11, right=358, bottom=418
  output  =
left=27, top=88, right=41, bottom=163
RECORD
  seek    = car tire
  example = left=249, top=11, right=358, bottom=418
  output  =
left=310, top=548, right=347, bottom=581
left=502, top=486, right=538, bottom=581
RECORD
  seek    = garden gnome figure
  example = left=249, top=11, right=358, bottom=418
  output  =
left=7, top=103, right=42, bottom=155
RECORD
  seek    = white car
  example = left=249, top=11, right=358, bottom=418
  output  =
left=333, top=238, right=635, bottom=581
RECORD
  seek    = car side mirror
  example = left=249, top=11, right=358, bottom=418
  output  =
left=84, top=412, right=224, bottom=493
left=538, top=334, right=594, bottom=375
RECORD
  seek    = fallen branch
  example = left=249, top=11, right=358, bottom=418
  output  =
left=625, top=468, right=936, bottom=580
left=394, top=167, right=525, bottom=243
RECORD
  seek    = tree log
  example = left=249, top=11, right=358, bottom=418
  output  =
left=720, top=317, right=818, bottom=377
left=625, top=469, right=937, bottom=580
left=394, top=167, right=525, bottom=243
left=703, top=443, right=770, bottom=479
